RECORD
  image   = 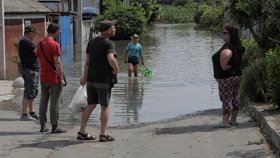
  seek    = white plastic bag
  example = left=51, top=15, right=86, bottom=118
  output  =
left=68, top=86, right=87, bottom=113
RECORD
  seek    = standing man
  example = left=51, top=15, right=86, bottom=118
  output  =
left=124, top=34, right=144, bottom=77
left=36, top=23, right=66, bottom=133
left=77, top=20, right=119, bottom=142
left=18, top=26, right=40, bottom=121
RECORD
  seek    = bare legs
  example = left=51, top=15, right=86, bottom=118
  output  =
left=222, top=113, right=230, bottom=124
left=79, top=104, right=96, bottom=134
left=79, top=104, right=109, bottom=136
left=230, top=110, right=238, bottom=123
left=128, top=63, right=138, bottom=77
left=22, top=97, right=35, bottom=114
left=100, top=105, right=109, bottom=135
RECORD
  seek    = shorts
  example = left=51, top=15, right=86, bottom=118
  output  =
left=128, top=56, right=139, bottom=66
left=21, top=68, right=39, bottom=100
left=87, top=82, right=112, bottom=106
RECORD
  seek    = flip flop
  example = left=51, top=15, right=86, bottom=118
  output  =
left=229, top=121, right=238, bottom=126
left=213, top=123, right=231, bottom=128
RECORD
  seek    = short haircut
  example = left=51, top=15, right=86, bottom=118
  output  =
left=47, top=23, right=60, bottom=34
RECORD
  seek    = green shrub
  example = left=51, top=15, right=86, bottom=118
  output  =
left=193, top=4, right=223, bottom=31
left=240, top=58, right=268, bottom=102
left=95, top=6, right=146, bottom=40
left=173, top=0, right=193, bottom=6
left=99, top=0, right=123, bottom=14
left=131, top=0, right=163, bottom=24
left=199, top=7, right=223, bottom=31
left=266, top=47, right=280, bottom=108
left=160, top=4, right=196, bottom=23
left=194, top=4, right=211, bottom=25
left=242, top=39, right=260, bottom=68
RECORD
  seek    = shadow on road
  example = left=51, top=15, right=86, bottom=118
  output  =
left=14, top=139, right=85, bottom=150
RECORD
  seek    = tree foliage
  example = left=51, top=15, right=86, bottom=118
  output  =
left=160, top=2, right=196, bottom=23
left=226, top=0, right=280, bottom=52
left=99, top=0, right=123, bottom=14
left=131, top=0, right=163, bottom=24
left=95, top=5, right=146, bottom=40
left=266, top=46, right=280, bottom=108
left=194, top=4, right=224, bottom=31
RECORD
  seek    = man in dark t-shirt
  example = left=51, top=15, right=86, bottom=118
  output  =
left=77, top=20, right=119, bottom=142
left=18, top=25, right=40, bottom=121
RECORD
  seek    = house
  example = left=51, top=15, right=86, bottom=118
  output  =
left=3, top=0, right=51, bottom=79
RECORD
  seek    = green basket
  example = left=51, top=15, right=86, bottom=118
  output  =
left=138, top=65, right=152, bottom=77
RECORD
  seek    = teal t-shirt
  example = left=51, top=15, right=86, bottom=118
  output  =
left=126, top=42, right=142, bottom=58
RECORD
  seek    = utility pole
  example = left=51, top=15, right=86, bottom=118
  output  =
left=76, top=0, right=83, bottom=52
left=0, top=0, right=5, bottom=79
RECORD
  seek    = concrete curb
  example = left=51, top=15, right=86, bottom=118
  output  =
left=0, top=80, right=14, bottom=102
left=244, top=100, right=280, bottom=153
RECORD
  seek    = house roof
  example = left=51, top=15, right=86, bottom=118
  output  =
left=4, top=0, right=52, bottom=14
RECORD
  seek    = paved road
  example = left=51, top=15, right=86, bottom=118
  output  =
left=0, top=80, right=275, bottom=158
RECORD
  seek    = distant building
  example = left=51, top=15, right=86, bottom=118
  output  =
left=4, top=0, right=51, bottom=79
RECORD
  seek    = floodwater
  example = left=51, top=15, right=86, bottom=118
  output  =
left=35, top=23, right=224, bottom=127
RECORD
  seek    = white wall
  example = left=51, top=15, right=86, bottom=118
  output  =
left=82, top=19, right=97, bottom=44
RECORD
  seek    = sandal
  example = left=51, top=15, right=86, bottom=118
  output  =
left=77, top=132, right=96, bottom=140
left=99, top=134, right=115, bottom=142
left=229, top=121, right=238, bottom=126
left=213, top=123, right=231, bottom=128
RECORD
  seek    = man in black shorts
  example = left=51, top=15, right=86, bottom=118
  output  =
left=18, top=26, right=40, bottom=121
left=77, top=20, right=119, bottom=142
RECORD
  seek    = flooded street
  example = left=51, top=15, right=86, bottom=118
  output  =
left=35, top=23, right=224, bottom=127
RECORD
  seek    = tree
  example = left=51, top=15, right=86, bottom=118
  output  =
left=95, top=5, right=146, bottom=40
left=131, top=0, right=163, bottom=24
left=226, top=0, right=280, bottom=53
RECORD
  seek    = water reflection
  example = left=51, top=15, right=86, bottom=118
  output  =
left=124, top=78, right=144, bottom=123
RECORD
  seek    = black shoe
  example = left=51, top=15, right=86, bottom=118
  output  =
left=40, top=125, right=49, bottom=132
left=51, top=127, right=67, bottom=134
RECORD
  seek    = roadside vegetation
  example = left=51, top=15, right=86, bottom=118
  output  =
left=97, top=0, right=162, bottom=40
left=159, top=0, right=196, bottom=23
left=226, top=1, right=280, bottom=109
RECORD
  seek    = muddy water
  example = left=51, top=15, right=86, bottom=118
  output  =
left=33, top=23, right=223, bottom=127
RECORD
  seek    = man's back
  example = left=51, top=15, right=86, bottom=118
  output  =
left=36, top=37, right=61, bottom=84
left=86, top=36, right=115, bottom=83
left=18, top=37, right=39, bottom=70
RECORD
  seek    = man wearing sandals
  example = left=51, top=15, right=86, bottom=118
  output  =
left=77, top=20, right=119, bottom=142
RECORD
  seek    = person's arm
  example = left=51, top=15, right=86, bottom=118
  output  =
left=108, top=53, right=119, bottom=75
left=124, top=43, right=129, bottom=63
left=139, top=45, right=144, bottom=65
left=124, top=50, right=128, bottom=64
left=140, top=54, right=144, bottom=65
left=54, top=56, right=65, bottom=86
left=80, top=54, right=90, bottom=85
left=220, top=49, right=232, bottom=70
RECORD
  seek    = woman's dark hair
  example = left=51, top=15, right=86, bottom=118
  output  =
left=47, top=23, right=60, bottom=34
left=224, top=24, right=241, bottom=46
